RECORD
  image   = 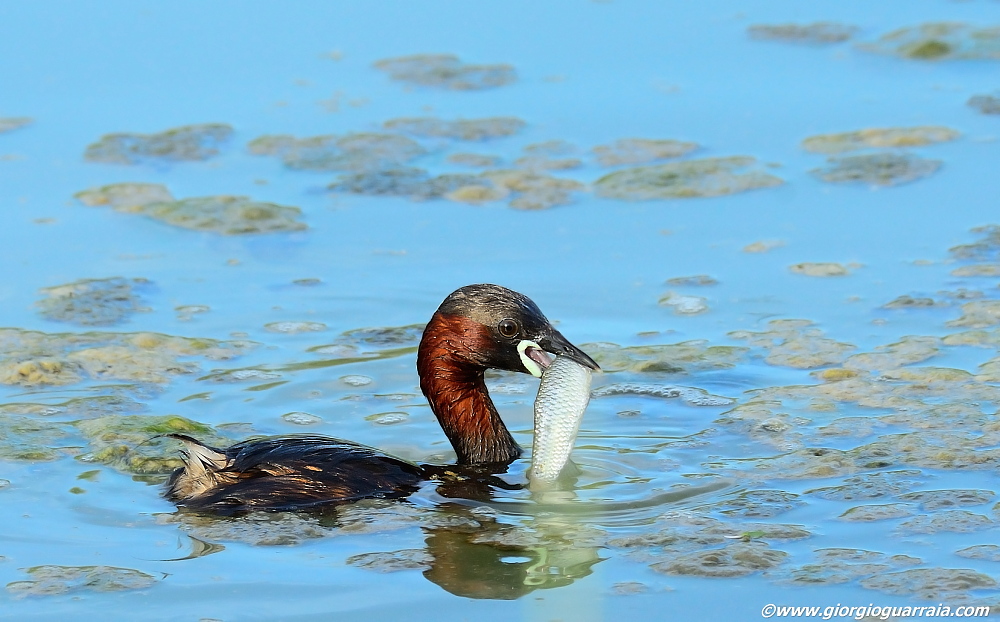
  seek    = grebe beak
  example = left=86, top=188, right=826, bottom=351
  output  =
left=537, top=328, right=600, bottom=372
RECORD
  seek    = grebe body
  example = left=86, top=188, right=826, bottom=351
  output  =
left=165, top=284, right=598, bottom=513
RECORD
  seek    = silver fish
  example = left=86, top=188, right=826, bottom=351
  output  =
left=529, top=354, right=593, bottom=486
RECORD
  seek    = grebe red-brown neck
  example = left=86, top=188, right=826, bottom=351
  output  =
left=417, top=284, right=598, bottom=465
left=165, top=283, right=598, bottom=513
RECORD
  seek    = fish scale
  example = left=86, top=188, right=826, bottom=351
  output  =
left=529, top=354, right=593, bottom=484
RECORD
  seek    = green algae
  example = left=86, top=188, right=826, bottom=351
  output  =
left=957, top=545, right=1000, bottom=562
left=382, top=117, right=525, bottom=140
left=843, top=337, right=939, bottom=372
left=346, top=549, right=432, bottom=572
left=658, top=292, right=708, bottom=315
left=789, top=262, right=850, bottom=277
left=338, top=324, right=426, bottom=348
left=513, top=155, right=582, bottom=172
left=897, top=489, right=994, bottom=511
left=729, top=320, right=855, bottom=369
left=897, top=510, right=995, bottom=534
left=0, top=328, right=254, bottom=388
left=84, top=123, right=233, bottom=164
left=748, top=22, right=858, bottom=44
left=704, top=490, right=804, bottom=519
left=330, top=167, right=584, bottom=210
left=947, top=301, right=1000, bottom=328
left=264, top=321, right=327, bottom=334
left=811, top=153, right=942, bottom=187
left=802, top=127, right=960, bottom=154
left=373, top=54, right=516, bottom=90
left=594, top=156, right=783, bottom=200
left=952, top=264, right=1000, bottom=277
left=248, top=133, right=425, bottom=171
left=0, top=394, right=146, bottom=419
left=75, top=414, right=232, bottom=474
left=883, top=295, right=943, bottom=309
left=651, top=541, right=788, bottom=578
left=950, top=225, right=1000, bottom=262
left=0, top=117, right=33, bottom=134
left=768, top=549, right=917, bottom=587
left=0, top=415, right=71, bottom=462
left=75, top=182, right=174, bottom=212
left=76, top=183, right=306, bottom=234
left=969, top=94, right=1000, bottom=115
left=666, top=275, right=718, bottom=287
left=860, top=568, right=997, bottom=599
left=144, top=196, right=306, bottom=234
left=743, top=240, right=785, bottom=253
left=158, top=511, right=334, bottom=546
left=592, top=139, right=698, bottom=167
left=860, top=23, right=1000, bottom=61
left=839, top=504, right=918, bottom=522
left=447, top=153, right=501, bottom=167
left=477, top=169, right=584, bottom=210
left=6, top=565, right=158, bottom=597
left=37, top=277, right=151, bottom=326
left=581, top=340, right=747, bottom=374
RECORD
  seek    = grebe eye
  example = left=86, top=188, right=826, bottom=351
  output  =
left=497, top=318, right=519, bottom=338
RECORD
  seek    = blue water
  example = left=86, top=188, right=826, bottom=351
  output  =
left=2, top=1, right=1000, bottom=620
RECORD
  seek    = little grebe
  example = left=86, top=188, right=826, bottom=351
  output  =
left=164, top=284, right=599, bottom=513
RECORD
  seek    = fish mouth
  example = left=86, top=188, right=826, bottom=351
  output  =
left=518, top=340, right=553, bottom=378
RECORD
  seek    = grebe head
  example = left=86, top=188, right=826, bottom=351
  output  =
left=429, top=283, right=599, bottom=377
left=417, top=284, right=598, bottom=466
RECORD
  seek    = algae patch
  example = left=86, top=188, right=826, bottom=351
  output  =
left=374, top=54, right=516, bottom=90
left=592, top=139, right=698, bottom=167
left=6, top=565, right=158, bottom=597
left=810, top=153, right=941, bottom=187
left=37, top=277, right=151, bottom=326
left=860, top=568, right=997, bottom=599
left=594, top=156, right=783, bottom=200
left=969, top=94, right=1000, bottom=115
left=248, top=133, right=424, bottom=171
left=658, top=292, right=709, bottom=315
left=860, top=23, right=1000, bottom=61
left=748, top=23, right=857, bottom=44
left=84, top=123, right=233, bottom=164
left=75, top=414, right=233, bottom=474
left=802, top=127, right=959, bottom=154
left=0, top=118, right=33, bottom=134
left=582, top=340, right=747, bottom=374
left=729, top=320, right=856, bottom=369
left=76, top=183, right=306, bottom=234
left=789, top=263, right=850, bottom=277
left=382, top=117, right=525, bottom=141
left=0, top=328, right=254, bottom=388
left=0, top=415, right=71, bottom=461
left=330, top=167, right=583, bottom=210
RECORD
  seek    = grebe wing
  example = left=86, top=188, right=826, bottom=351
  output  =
left=167, top=434, right=425, bottom=513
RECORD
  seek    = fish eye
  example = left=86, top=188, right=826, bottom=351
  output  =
left=497, top=318, right=520, bottom=339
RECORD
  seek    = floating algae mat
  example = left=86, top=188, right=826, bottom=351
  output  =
left=0, top=328, right=254, bottom=387
left=381, top=117, right=525, bottom=141
left=859, top=22, right=1000, bottom=61
left=801, top=126, right=960, bottom=154
left=248, top=133, right=425, bottom=171
left=36, top=277, right=152, bottom=327
left=810, top=153, right=942, bottom=187
left=76, top=183, right=306, bottom=234
left=594, top=156, right=783, bottom=200
left=0, top=117, right=32, bottom=134
left=747, top=22, right=858, bottom=45
left=84, top=123, right=233, bottom=164
left=373, top=54, right=516, bottom=90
